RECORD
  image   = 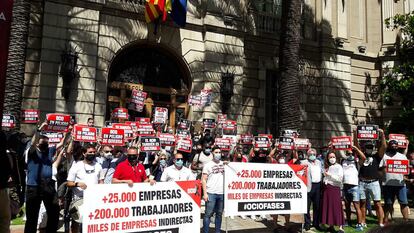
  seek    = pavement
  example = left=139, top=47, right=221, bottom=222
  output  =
left=10, top=204, right=414, bottom=233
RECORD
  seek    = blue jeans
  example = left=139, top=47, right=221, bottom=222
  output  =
left=203, top=193, right=224, bottom=233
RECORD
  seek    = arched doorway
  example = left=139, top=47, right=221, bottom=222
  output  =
left=106, top=43, right=191, bottom=129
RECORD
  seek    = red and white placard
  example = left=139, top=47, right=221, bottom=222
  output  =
left=73, top=125, right=97, bottom=142
left=153, top=107, right=168, bottom=124
left=294, top=138, right=311, bottom=150
left=386, top=159, right=409, bottom=175
left=331, top=136, right=352, bottom=151
left=176, top=137, right=193, bottom=153
left=112, top=108, right=129, bottom=120
left=203, top=118, right=216, bottom=129
left=135, top=117, right=151, bottom=123
left=255, top=136, right=271, bottom=148
left=130, top=89, right=147, bottom=112
left=158, top=133, right=176, bottom=147
left=45, top=113, right=71, bottom=132
left=223, top=120, right=237, bottom=130
left=112, top=123, right=134, bottom=140
left=136, top=123, right=155, bottom=137
left=217, top=114, right=227, bottom=125
left=21, top=109, right=40, bottom=123
left=259, top=134, right=273, bottom=140
left=389, top=134, right=408, bottom=149
left=41, top=132, right=64, bottom=147
left=278, top=137, right=294, bottom=150
left=101, top=128, right=125, bottom=146
left=215, top=138, right=232, bottom=151
left=240, top=134, right=254, bottom=145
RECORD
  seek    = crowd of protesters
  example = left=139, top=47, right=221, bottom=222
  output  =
left=0, top=116, right=413, bottom=233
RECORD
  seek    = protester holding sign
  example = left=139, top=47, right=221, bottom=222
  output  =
left=160, top=153, right=194, bottom=182
left=302, top=148, right=323, bottom=231
left=380, top=140, right=410, bottom=223
left=66, top=144, right=103, bottom=232
left=150, top=151, right=169, bottom=182
left=202, top=146, right=225, bottom=233
left=321, top=152, right=345, bottom=232
left=342, top=146, right=365, bottom=231
left=112, top=147, right=149, bottom=186
left=0, top=130, right=12, bottom=233
left=357, top=128, right=386, bottom=227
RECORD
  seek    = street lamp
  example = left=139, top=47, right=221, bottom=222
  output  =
left=220, top=70, right=234, bottom=114
left=60, top=50, right=78, bottom=100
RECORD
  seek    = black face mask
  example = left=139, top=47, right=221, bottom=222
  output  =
left=236, top=155, right=243, bottom=162
left=38, top=143, right=49, bottom=152
left=242, top=148, right=249, bottom=154
left=128, top=155, right=138, bottom=165
left=388, top=148, right=397, bottom=155
left=85, top=153, right=96, bottom=162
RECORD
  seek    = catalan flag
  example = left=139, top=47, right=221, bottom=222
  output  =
left=145, top=0, right=165, bottom=23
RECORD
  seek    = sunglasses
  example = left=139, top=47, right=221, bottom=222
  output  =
left=104, top=151, right=113, bottom=153
left=175, top=158, right=183, bottom=161
left=127, top=154, right=138, bottom=157
left=160, top=158, right=166, bottom=161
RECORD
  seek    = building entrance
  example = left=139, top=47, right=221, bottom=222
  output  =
left=106, top=45, right=190, bottom=130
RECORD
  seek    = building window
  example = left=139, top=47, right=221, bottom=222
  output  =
left=254, top=0, right=282, bottom=33
left=265, top=70, right=279, bottom=136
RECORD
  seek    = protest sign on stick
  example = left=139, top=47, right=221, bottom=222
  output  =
left=357, top=125, right=379, bottom=140
left=330, top=136, right=352, bottom=151
left=45, top=113, right=71, bottom=132
left=21, top=109, right=40, bottom=123
left=73, top=125, right=97, bottom=142
left=101, top=128, right=125, bottom=146
left=386, top=159, right=409, bottom=175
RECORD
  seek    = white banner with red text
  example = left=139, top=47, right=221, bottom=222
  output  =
left=82, top=181, right=201, bottom=233
left=224, top=163, right=307, bottom=217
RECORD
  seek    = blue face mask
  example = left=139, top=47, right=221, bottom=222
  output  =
left=204, top=148, right=211, bottom=155
left=309, top=155, right=316, bottom=161
left=214, top=152, right=222, bottom=161
left=160, top=159, right=167, bottom=166
left=347, top=155, right=355, bottom=161
left=175, top=159, right=184, bottom=168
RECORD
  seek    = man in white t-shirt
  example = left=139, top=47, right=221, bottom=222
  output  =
left=342, top=146, right=364, bottom=231
left=161, top=153, right=195, bottom=182
left=191, top=142, right=213, bottom=178
left=380, top=140, right=410, bottom=223
left=67, top=144, right=103, bottom=232
left=202, top=146, right=225, bottom=233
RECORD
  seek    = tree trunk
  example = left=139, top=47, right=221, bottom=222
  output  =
left=4, top=0, right=31, bottom=130
left=278, top=0, right=302, bottom=132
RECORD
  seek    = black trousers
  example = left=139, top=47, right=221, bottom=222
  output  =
left=305, top=182, right=321, bottom=227
left=24, top=184, right=59, bottom=233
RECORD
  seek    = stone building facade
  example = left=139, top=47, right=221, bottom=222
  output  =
left=20, top=0, right=409, bottom=147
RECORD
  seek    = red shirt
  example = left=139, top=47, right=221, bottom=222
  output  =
left=113, top=160, right=147, bottom=183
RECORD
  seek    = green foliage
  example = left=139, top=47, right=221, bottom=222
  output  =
left=382, top=12, right=414, bottom=148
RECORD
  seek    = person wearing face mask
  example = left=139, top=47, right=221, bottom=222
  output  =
left=24, top=121, right=64, bottom=233
left=232, top=145, right=249, bottom=163
left=342, top=146, right=365, bottom=231
left=99, top=146, right=122, bottom=184
left=202, top=146, right=225, bottom=233
left=321, top=152, right=345, bottom=233
left=112, top=147, right=149, bottom=186
left=150, top=151, right=169, bottom=182
left=380, top=140, right=410, bottom=223
left=191, top=142, right=214, bottom=179
left=66, top=144, right=103, bottom=232
left=160, top=153, right=195, bottom=182
left=302, top=148, right=323, bottom=231
left=357, top=128, right=386, bottom=228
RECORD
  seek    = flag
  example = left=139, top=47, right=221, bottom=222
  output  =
left=171, top=0, right=187, bottom=27
left=163, top=0, right=172, bottom=21
left=145, top=0, right=166, bottom=23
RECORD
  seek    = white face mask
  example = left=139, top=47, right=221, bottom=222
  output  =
left=278, top=158, right=286, bottom=164
left=329, top=158, right=336, bottom=165
left=103, top=152, right=113, bottom=159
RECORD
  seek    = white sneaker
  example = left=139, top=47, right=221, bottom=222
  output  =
left=251, top=215, right=257, bottom=220
left=230, top=216, right=235, bottom=220
left=241, top=215, right=247, bottom=219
